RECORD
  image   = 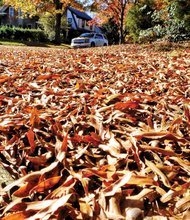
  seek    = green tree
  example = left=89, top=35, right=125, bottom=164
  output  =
left=126, top=0, right=190, bottom=42
left=166, top=0, right=190, bottom=41
left=102, top=17, right=120, bottom=44
left=39, top=12, right=67, bottom=42
left=126, top=0, right=155, bottom=41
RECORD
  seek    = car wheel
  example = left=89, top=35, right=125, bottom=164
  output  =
left=103, top=43, right=107, bottom=46
left=91, top=42, right=95, bottom=47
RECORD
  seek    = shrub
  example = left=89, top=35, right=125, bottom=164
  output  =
left=139, top=25, right=166, bottom=43
left=126, top=0, right=190, bottom=43
left=0, top=26, right=48, bottom=42
left=166, top=0, right=190, bottom=41
left=0, top=26, right=15, bottom=39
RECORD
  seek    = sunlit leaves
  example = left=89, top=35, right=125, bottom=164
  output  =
left=0, top=43, right=189, bottom=219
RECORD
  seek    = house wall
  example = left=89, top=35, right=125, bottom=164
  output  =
left=0, top=7, right=37, bottom=28
left=67, top=9, right=77, bottom=29
left=66, top=9, right=95, bottom=32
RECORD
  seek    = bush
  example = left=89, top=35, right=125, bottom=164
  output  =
left=139, top=25, right=166, bottom=43
left=166, top=0, right=190, bottom=41
left=0, top=26, right=48, bottom=42
left=126, top=0, right=190, bottom=43
left=0, top=26, right=15, bottom=39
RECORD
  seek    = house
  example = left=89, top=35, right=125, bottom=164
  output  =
left=66, top=6, right=101, bottom=34
left=0, top=5, right=38, bottom=28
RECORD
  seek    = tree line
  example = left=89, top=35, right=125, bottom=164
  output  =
left=2, top=0, right=190, bottom=44
left=94, top=0, right=190, bottom=43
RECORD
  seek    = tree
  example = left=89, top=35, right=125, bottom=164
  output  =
left=91, top=0, right=135, bottom=43
left=102, top=17, right=120, bottom=44
left=3, top=0, right=82, bottom=44
left=166, top=0, right=190, bottom=41
left=39, top=12, right=67, bottom=41
left=126, top=0, right=156, bottom=41
left=126, top=0, right=190, bottom=42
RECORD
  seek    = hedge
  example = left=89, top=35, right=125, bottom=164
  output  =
left=0, top=26, right=48, bottom=42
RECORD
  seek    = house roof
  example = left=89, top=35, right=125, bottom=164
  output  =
left=67, top=6, right=92, bottom=21
left=0, top=5, right=9, bottom=15
left=0, top=5, right=9, bottom=12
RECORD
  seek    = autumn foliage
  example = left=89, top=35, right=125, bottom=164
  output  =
left=0, top=43, right=190, bottom=219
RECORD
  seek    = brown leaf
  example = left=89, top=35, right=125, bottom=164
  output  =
left=61, top=134, right=68, bottom=152
left=31, top=176, right=62, bottom=193
left=104, top=172, right=132, bottom=196
left=145, top=159, right=171, bottom=188
left=30, top=107, right=41, bottom=127
left=26, top=129, right=35, bottom=153
left=13, top=182, right=37, bottom=197
left=114, top=100, right=139, bottom=110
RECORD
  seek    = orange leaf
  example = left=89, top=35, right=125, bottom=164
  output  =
left=26, top=129, right=35, bottom=153
left=30, top=107, right=40, bottom=127
left=61, top=134, right=68, bottom=152
left=90, top=132, right=101, bottom=142
left=75, top=82, right=80, bottom=89
left=83, top=169, right=107, bottom=179
left=0, top=76, right=9, bottom=84
left=26, top=155, right=48, bottom=165
left=114, top=101, right=139, bottom=111
left=71, top=134, right=83, bottom=143
left=31, top=176, right=62, bottom=193
left=2, top=212, right=27, bottom=220
left=84, top=135, right=100, bottom=146
left=13, top=182, right=36, bottom=197
left=71, top=133, right=100, bottom=146
left=36, top=74, right=51, bottom=80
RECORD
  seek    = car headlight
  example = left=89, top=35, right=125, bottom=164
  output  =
left=84, top=39, right=90, bottom=43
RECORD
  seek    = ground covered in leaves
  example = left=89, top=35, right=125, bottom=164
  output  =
left=0, top=43, right=189, bottom=220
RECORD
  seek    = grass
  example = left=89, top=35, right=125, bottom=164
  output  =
left=0, top=39, right=71, bottom=49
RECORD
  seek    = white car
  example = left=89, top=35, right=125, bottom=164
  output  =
left=71, top=33, right=108, bottom=48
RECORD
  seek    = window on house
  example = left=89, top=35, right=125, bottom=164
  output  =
left=82, top=20, right=85, bottom=28
left=27, top=24, right=32, bottom=29
left=9, top=7, right=14, bottom=17
left=68, top=18, right=72, bottom=24
left=68, top=18, right=72, bottom=28
left=18, top=8, right=22, bottom=17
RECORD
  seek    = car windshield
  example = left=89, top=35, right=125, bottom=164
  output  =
left=80, top=33, right=94, bottom=38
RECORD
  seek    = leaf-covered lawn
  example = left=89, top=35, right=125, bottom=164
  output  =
left=0, top=44, right=189, bottom=220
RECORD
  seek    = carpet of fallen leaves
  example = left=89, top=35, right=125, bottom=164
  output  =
left=0, top=43, right=189, bottom=220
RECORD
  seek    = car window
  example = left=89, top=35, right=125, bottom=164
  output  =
left=80, top=33, right=94, bottom=38
left=95, top=34, right=103, bottom=39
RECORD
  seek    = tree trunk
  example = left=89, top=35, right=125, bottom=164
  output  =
left=119, top=14, right=124, bottom=43
left=120, top=0, right=129, bottom=43
left=119, top=2, right=126, bottom=44
left=54, top=0, right=63, bottom=45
